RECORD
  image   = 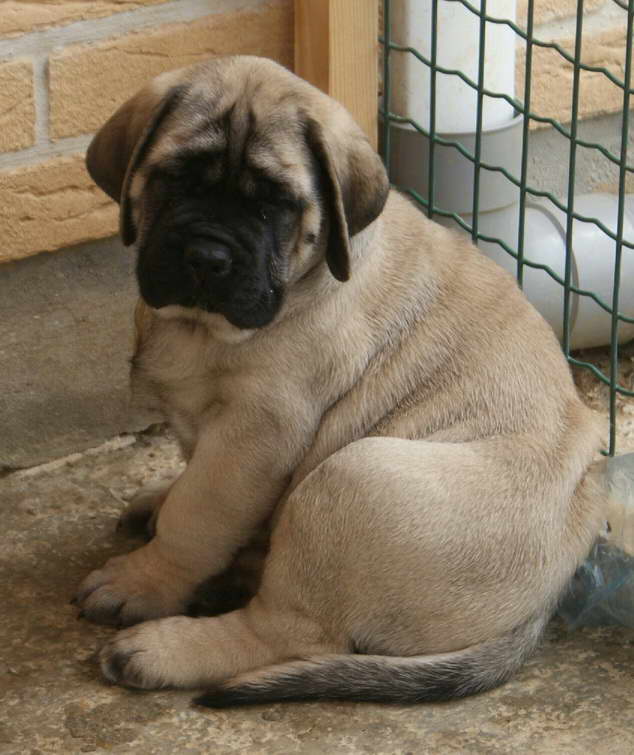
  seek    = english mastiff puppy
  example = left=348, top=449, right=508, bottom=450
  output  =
left=76, top=56, right=606, bottom=707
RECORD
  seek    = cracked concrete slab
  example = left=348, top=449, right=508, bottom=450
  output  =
left=1, top=428, right=633, bottom=754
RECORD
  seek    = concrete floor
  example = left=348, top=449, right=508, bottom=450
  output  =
left=1, top=429, right=633, bottom=755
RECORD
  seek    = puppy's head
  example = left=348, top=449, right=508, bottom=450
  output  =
left=86, top=56, right=389, bottom=330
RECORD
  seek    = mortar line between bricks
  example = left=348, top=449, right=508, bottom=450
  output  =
left=0, top=135, right=93, bottom=172
left=32, top=54, right=50, bottom=147
left=0, top=0, right=269, bottom=62
left=532, top=1, right=627, bottom=43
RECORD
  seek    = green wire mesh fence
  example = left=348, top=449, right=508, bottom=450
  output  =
left=380, top=0, right=633, bottom=455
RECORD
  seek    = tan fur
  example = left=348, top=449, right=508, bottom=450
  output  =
left=77, top=57, right=607, bottom=701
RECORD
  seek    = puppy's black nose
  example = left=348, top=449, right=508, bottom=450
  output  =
left=185, top=241, right=232, bottom=281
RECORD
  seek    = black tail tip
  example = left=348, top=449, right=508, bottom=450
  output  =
left=193, top=687, right=252, bottom=709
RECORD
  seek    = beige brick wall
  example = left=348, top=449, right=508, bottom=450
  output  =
left=0, top=0, right=293, bottom=262
left=0, top=155, right=118, bottom=264
left=526, top=25, right=628, bottom=125
left=0, top=59, right=35, bottom=152
left=516, top=0, right=605, bottom=26
left=517, top=1, right=628, bottom=127
left=50, top=4, right=294, bottom=139
left=0, top=1, right=170, bottom=38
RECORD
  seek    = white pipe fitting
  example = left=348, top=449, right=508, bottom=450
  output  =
left=470, top=196, right=634, bottom=349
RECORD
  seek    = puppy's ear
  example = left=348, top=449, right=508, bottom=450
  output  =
left=305, top=117, right=389, bottom=281
left=86, top=82, right=184, bottom=246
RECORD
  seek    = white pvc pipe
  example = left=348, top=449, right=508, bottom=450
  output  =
left=467, top=196, right=634, bottom=349
left=390, top=0, right=517, bottom=132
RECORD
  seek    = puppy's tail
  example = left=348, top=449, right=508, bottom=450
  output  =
left=194, top=613, right=547, bottom=708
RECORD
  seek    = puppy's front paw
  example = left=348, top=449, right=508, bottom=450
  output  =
left=73, top=545, right=191, bottom=627
left=117, top=480, right=173, bottom=539
left=100, top=616, right=209, bottom=689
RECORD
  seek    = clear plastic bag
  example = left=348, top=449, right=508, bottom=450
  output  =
left=558, top=453, right=634, bottom=630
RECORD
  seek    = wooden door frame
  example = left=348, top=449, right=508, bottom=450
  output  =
left=294, top=0, right=379, bottom=149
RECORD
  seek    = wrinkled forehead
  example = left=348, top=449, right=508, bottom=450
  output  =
left=140, top=78, right=315, bottom=199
